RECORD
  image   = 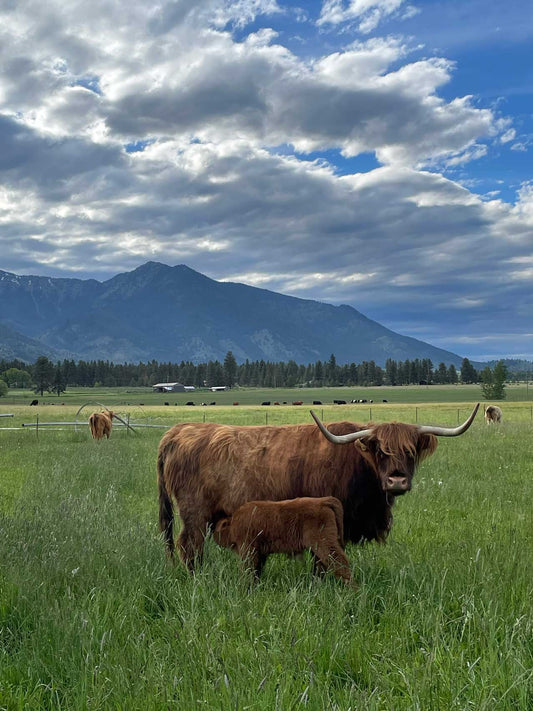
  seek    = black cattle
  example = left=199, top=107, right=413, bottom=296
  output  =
left=186, top=402, right=195, bottom=406
left=261, top=402, right=271, bottom=406
left=30, top=399, right=39, bottom=406
left=333, top=400, right=347, bottom=405
left=313, top=400, right=322, bottom=405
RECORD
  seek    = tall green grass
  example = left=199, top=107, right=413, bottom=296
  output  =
left=0, top=406, right=531, bottom=709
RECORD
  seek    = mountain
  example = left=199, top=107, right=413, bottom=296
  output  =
left=1, top=262, right=466, bottom=366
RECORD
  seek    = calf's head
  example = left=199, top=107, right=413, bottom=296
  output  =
left=310, top=404, right=479, bottom=497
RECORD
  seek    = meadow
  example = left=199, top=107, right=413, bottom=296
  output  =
left=0, top=388, right=532, bottom=709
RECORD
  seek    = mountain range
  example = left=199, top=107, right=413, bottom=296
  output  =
left=1, top=261, right=467, bottom=366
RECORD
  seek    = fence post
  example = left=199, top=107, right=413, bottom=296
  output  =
left=415, top=407, right=418, bottom=423
left=369, top=407, right=372, bottom=421
left=266, top=411, right=268, bottom=425
left=457, top=408, right=460, bottom=424
left=36, top=414, right=39, bottom=440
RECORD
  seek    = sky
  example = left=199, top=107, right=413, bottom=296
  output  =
left=1, top=0, right=532, bottom=362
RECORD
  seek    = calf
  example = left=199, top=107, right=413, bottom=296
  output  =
left=213, top=497, right=352, bottom=583
left=88, top=411, right=114, bottom=440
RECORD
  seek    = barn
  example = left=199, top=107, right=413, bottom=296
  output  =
left=152, top=382, right=189, bottom=393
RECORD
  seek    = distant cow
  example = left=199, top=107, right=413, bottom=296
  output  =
left=382, top=400, right=388, bottom=403
left=333, top=400, right=347, bottom=405
left=164, top=402, right=170, bottom=406
left=261, top=401, right=271, bottom=406
left=209, top=402, right=216, bottom=406
left=292, top=401, right=303, bottom=406
left=214, top=497, right=351, bottom=583
left=233, top=402, right=239, bottom=406
left=273, top=402, right=280, bottom=406
left=484, top=405, right=502, bottom=424
left=89, top=411, right=114, bottom=440
left=186, top=402, right=195, bottom=406
left=30, top=399, right=38, bottom=406
left=313, top=401, right=322, bottom=405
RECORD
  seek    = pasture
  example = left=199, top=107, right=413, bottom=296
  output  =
left=0, top=392, right=532, bottom=709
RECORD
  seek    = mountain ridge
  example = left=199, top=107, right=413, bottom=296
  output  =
left=2, top=261, right=467, bottom=366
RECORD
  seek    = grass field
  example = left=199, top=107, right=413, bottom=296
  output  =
left=0, top=389, right=532, bottom=709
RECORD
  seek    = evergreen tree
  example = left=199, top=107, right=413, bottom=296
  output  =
left=223, top=351, right=238, bottom=388
left=447, top=364, right=458, bottom=384
left=52, top=362, right=67, bottom=396
left=33, top=356, right=55, bottom=395
left=461, top=357, right=478, bottom=384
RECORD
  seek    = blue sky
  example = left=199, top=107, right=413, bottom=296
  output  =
left=0, top=0, right=531, bottom=361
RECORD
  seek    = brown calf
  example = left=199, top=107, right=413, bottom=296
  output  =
left=213, top=496, right=352, bottom=583
left=88, top=411, right=114, bottom=440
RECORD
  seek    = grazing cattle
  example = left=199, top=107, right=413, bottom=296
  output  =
left=30, top=399, right=38, bottom=406
left=233, top=402, right=239, bottom=406
left=261, top=401, right=271, bottom=406
left=273, top=402, right=280, bottom=406
left=164, top=402, right=170, bottom=406
left=186, top=402, right=195, bottom=406
left=157, top=403, right=479, bottom=570
left=333, top=400, right=347, bottom=405
left=292, top=401, right=303, bottom=406
left=382, top=400, right=388, bottom=403
left=484, top=405, right=502, bottom=424
left=313, top=401, right=322, bottom=405
left=209, top=402, right=216, bottom=406
left=88, top=411, right=114, bottom=440
left=214, top=497, right=351, bottom=583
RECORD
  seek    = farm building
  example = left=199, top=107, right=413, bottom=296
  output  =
left=152, top=382, right=195, bottom=393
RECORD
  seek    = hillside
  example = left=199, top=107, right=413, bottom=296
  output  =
left=1, top=262, right=466, bottom=366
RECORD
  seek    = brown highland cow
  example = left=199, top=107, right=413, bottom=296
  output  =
left=214, top=496, right=352, bottom=583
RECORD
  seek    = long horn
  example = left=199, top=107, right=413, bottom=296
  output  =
left=418, top=403, right=480, bottom=436
left=310, top=410, right=372, bottom=444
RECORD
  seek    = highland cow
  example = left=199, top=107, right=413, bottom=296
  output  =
left=214, top=497, right=351, bottom=583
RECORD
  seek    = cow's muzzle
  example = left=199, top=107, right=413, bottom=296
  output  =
left=385, top=476, right=410, bottom=495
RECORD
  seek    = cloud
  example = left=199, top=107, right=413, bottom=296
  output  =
left=0, top=0, right=531, bottom=360
left=317, top=0, right=418, bottom=33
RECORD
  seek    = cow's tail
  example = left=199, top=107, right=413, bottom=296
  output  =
left=328, top=497, right=345, bottom=548
left=157, top=449, right=175, bottom=559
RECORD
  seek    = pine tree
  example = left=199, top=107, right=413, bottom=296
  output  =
left=223, top=351, right=238, bottom=388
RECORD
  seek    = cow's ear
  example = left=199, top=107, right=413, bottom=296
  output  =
left=217, top=518, right=230, bottom=532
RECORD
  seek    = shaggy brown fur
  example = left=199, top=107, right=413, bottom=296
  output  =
left=214, top=497, right=352, bottom=583
left=89, top=411, right=114, bottom=440
left=157, top=418, right=439, bottom=570
left=484, top=405, right=502, bottom=424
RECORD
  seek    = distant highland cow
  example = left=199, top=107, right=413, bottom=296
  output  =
left=484, top=405, right=502, bottom=424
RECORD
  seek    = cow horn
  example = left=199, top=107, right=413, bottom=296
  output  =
left=310, top=410, right=372, bottom=444
left=417, top=403, right=480, bottom=436
left=310, top=402, right=480, bottom=444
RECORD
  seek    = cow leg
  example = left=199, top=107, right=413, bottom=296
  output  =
left=176, top=512, right=209, bottom=572
left=239, top=546, right=266, bottom=581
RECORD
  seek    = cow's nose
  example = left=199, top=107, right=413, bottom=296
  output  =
left=386, top=476, right=410, bottom=493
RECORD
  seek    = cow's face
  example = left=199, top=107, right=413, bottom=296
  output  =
left=362, top=426, right=437, bottom=497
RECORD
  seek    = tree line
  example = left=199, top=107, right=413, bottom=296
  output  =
left=0, top=353, right=511, bottom=398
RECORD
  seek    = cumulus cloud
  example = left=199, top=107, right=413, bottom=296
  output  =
left=0, top=0, right=531, bottom=359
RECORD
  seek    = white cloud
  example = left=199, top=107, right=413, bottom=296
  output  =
left=0, top=0, right=531, bottom=360
left=318, top=0, right=417, bottom=33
